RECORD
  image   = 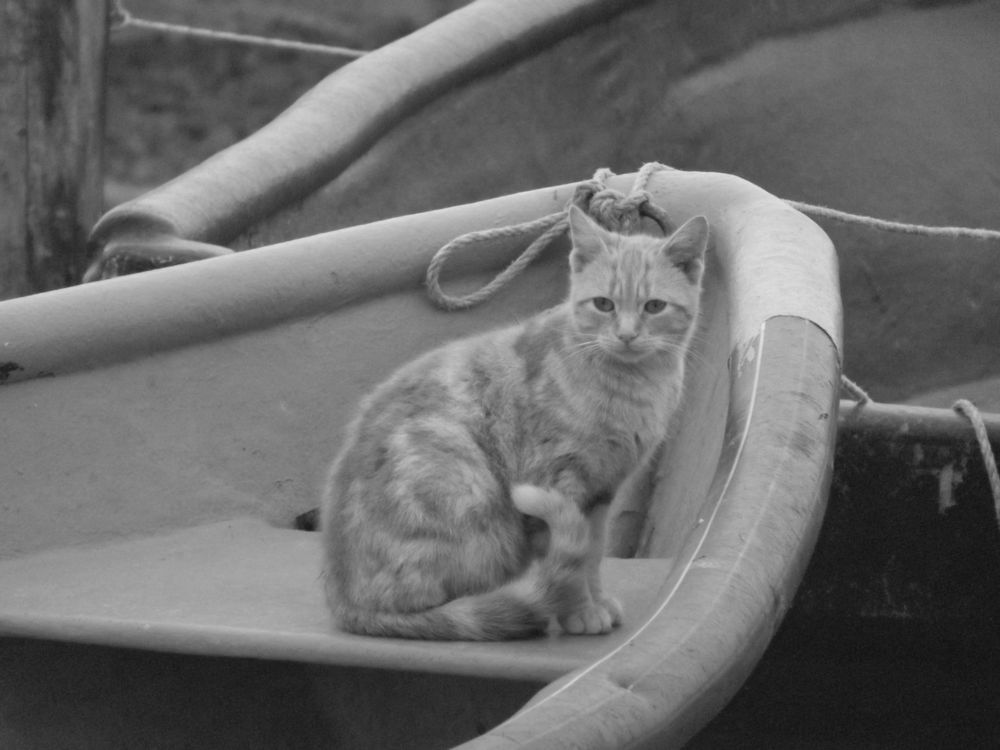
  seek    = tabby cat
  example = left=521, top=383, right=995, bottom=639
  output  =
left=321, top=205, right=708, bottom=640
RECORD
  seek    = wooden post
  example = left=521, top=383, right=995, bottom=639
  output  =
left=0, top=0, right=108, bottom=299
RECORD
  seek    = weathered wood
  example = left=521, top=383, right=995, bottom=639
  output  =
left=0, top=0, right=108, bottom=299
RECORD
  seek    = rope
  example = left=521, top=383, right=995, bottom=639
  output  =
left=953, top=399, right=1000, bottom=528
left=839, top=375, right=872, bottom=405
left=110, top=0, right=368, bottom=59
left=426, top=214, right=567, bottom=311
left=425, top=165, right=674, bottom=311
left=788, top=201, right=1000, bottom=242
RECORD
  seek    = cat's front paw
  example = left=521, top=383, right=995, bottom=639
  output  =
left=597, top=594, right=623, bottom=627
left=559, top=597, right=623, bottom=635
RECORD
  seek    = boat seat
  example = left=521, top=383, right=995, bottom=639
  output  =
left=0, top=518, right=674, bottom=683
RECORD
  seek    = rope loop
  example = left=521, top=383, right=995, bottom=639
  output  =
left=425, top=214, right=567, bottom=311
left=425, top=165, right=675, bottom=311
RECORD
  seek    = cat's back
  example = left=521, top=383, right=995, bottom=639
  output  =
left=358, top=306, right=568, bottom=416
left=346, top=312, right=537, bottom=433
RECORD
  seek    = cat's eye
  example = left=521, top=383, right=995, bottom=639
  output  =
left=644, top=299, right=669, bottom=314
left=592, top=297, right=615, bottom=313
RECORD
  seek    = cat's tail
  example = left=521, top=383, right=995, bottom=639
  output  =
left=333, top=485, right=589, bottom=641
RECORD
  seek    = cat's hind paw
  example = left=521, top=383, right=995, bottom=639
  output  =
left=559, top=597, right=623, bottom=635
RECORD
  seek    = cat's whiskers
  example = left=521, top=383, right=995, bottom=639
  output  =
left=657, top=333, right=713, bottom=373
left=561, top=337, right=607, bottom=366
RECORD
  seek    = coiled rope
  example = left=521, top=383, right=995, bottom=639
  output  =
left=424, top=162, right=1000, bottom=514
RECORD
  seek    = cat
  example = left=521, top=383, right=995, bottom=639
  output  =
left=320, top=204, right=708, bottom=640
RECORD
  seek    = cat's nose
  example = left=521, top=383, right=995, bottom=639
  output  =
left=617, top=314, right=639, bottom=343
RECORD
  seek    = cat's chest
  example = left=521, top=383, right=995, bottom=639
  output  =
left=576, top=392, right=669, bottom=465
left=602, top=410, right=660, bottom=457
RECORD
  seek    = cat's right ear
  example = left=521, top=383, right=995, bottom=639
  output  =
left=663, top=215, right=709, bottom=283
left=567, top=205, right=606, bottom=272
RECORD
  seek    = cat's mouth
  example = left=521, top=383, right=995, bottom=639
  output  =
left=604, top=341, right=653, bottom=363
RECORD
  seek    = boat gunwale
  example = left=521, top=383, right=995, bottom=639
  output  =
left=0, top=170, right=841, bottom=385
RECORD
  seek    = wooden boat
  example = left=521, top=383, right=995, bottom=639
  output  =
left=3, top=0, right=998, bottom=747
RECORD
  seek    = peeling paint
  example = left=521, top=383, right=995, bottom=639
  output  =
left=937, top=463, right=956, bottom=514
left=736, top=340, right=757, bottom=377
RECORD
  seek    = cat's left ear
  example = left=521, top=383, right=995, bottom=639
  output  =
left=567, top=205, right=607, bottom=272
left=663, top=215, right=709, bottom=283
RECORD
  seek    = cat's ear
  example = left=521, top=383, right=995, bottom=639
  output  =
left=567, top=205, right=607, bottom=272
left=663, top=215, right=709, bottom=283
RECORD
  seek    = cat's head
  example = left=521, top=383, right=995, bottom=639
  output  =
left=566, top=205, right=707, bottom=365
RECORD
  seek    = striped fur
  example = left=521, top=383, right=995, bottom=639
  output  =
left=321, top=207, right=708, bottom=640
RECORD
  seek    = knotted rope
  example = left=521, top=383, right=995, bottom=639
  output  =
left=425, top=164, right=672, bottom=311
